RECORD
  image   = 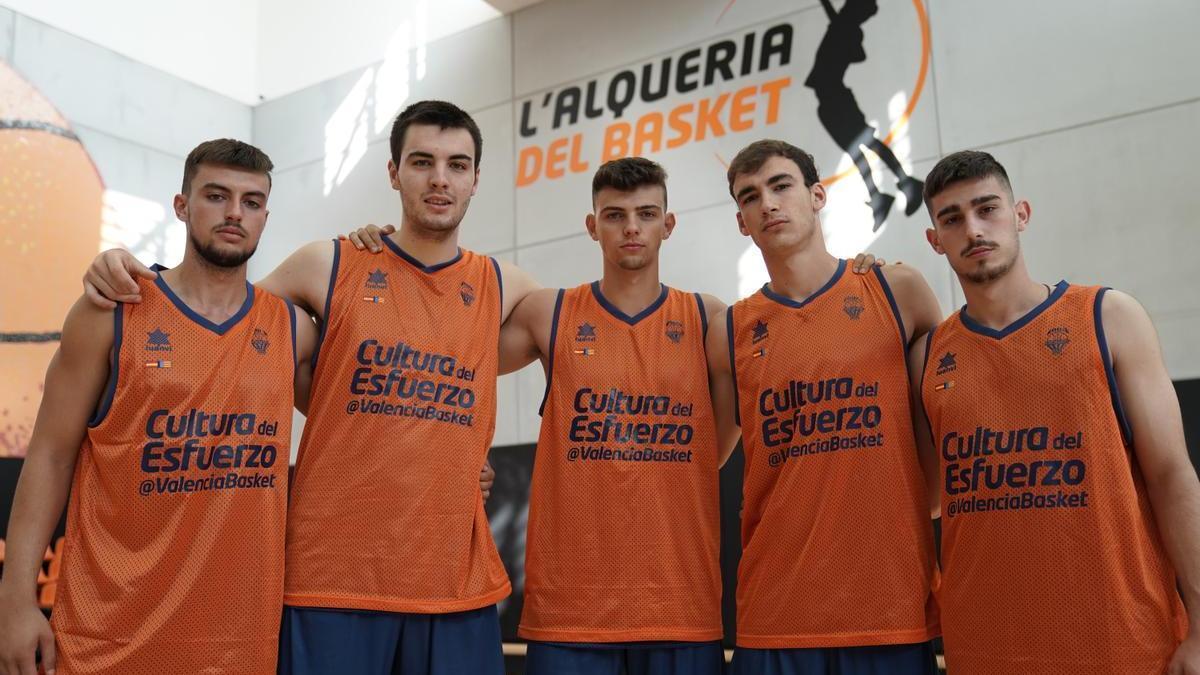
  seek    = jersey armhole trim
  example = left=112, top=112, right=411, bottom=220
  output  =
left=1094, top=288, right=1133, bottom=445
left=694, top=292, right=708, bottom=339
left=726, top=305, right=740, bottom=427
left=88, top=305, right=123, bottom=428
left=918, top=324, right=936, bottom=436
left=285, top=298, right=298, bottom=375
left=491, top=257, right=503, bottom=325
left=539, top=289, right=566, bottom=417
left=311, top=239, right=340, bottom=370
left=872, top=265, right=908, bottom=351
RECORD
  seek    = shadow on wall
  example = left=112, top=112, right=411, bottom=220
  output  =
left=0, top=60, right=104, bottom=457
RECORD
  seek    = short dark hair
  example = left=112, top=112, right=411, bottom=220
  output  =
left=727, top=139, right=820, bottom=199
left=182, top=139, right=273, bottom=193
left=390, top=100, right=483, bottom=168
left=591, top=157, right=669, bottom=208
left=923, top=150, right=1013, bottom=207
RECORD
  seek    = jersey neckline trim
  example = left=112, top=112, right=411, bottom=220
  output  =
left=760, top=258, right=846, bottom=309
left=151, top=264, right=255, bottom=335
left=958, top=280, right=1069, bottom=339
left=589, top=281, right=669, bottom=326
left=382, top=235, right=464, bottom=273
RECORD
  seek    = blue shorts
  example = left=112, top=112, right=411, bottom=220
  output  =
left=732, top=641, right=937, bottom=675
left=278, top=604, right=504, bottom=675
left=526, top=641, right=725, bottom=675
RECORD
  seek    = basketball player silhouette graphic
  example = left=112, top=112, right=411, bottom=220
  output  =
left=806, top=0, right=923, bottom=230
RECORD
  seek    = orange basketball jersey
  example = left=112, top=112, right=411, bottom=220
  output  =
left=51, top=269, right=295, bottom=675
left=920, top=282, right=1186, bottom=674
left=728, top=261, right=938, bottom=648
left=284, top=240, right=509, bottom=613
left=520, top=283, right=722, bottom=642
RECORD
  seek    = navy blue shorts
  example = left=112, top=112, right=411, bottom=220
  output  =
left=278, top=604, right=504, bottom=675
left=526, top=641, right=725, bottom=675
left=732, top=641, right=937, bottom=675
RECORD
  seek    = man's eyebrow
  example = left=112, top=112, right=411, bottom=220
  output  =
left=935, top=203, right=963, bottom=219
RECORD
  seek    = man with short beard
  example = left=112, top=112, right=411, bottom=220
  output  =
left=78, top=101, right=535, bottom=674
left=912, top=150, right=1200, bottom=675
left=0, top=139, right=317, bottom=674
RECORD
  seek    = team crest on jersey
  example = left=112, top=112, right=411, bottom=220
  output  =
left=145, top=328, right=172, bottom=352
left=576, top=323, right=597, bottom=342
left=460, top=282, right=476, bottom=307
left=251, top=328, right=269, bottom=354
left=843, top=296, right=865, bottom=320
left=752, top=319, right=769, bottom=344
left=1045, top=327, right=1071, bottom=355
left=665, top=320, right=684, bottom=343
left=366, top=269, right=388, bottom=290
left=936, top=352, right=957, bottom=375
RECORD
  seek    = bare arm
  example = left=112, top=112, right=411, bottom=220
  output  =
left=81, top=241, right=334, bottom=319
left=256, top=241, right=335, bottom=318
left=1103, top=291, right=1200, bottom=666
left=496, top=259, right=543, bottom=325
left=0, top=296, right=116, bottom=675
left=499, top=288, right=557, bottom=376
left=881, top=263, right=942, bottom=346
left=907, top=332, right=940, bottom=519
left=293, top=308, right=319, bottom=416
left=706, top=306, right=741, bottom=468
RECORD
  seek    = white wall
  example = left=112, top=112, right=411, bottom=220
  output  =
left=254, top=0, right=504, bottom=101
left=0, top=0, right=260, bottom=104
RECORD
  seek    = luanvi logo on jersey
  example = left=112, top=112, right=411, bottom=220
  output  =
left=843, top=296, right=864, bottom=320
left=459, top=282, right=475, bottom=307
left=665, top=320, right=684, bottom=343
left=935, top=352, right=956, bottom=375
left=1045, top=327, right=1070, bottom=355
left=251, top=328, right=269, bottom=355
left=576, top=323, right=597, bottom=342
left=366, top=269, right=388, bottom=289
left=752, top=319, right=769, bottom=344
left=145, top=328, right=172, bottom=352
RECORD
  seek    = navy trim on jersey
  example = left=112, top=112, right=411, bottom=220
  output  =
left=918, top=325, right=937, bottom=441
left=152, top=263, right=255, bottom=335
left=491, top=257, right=504, bottom=323
left=872, top=265, right=908, bottom=348
left=590, top=281, right=669, bottom=325
left=540, top=289, right=566, bottom=417
left=383, top=235, right=463, bottom=273
left=311, top=239, right=340, bottom=370
left=1094, top=288, right=1133, bottom=445
left=761, top=259, right=846, bottom=309
left=694, top=293, right=708, bottom=338
left=726, top=306, right=740, bottom=427
left=286, top=298, right=298, bottom=375
left=88, top=305, right=123, bottom=428
left=959, top=280, right=1069, bottom=339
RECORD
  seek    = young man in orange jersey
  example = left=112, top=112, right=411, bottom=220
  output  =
left=0, top=139, right=318, bottom=675
left=705, top=139, right=943, bottom=675
left=912, top=150, right=1200, bottom=675
left=75, top=101, right=534, bottom=675
left=472, top=157, right=733, bottom=674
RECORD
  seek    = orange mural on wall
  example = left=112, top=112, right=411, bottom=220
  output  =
left=0, top=61, right=105, bottom=457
